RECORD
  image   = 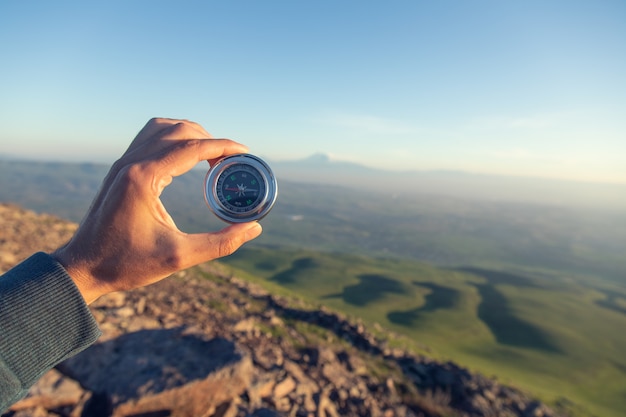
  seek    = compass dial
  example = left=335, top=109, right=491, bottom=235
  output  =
left=204, top=154, right=277, bottom=223
left=216, top=164, right=266, bottom=213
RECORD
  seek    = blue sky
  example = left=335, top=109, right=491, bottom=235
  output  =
left=1, top=1, right=625, bottom=183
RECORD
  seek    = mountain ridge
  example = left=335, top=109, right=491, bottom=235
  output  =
left=264, top=156, right=626, bottom=210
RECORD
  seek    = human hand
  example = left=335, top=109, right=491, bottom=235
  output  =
left=52, top=118, right=262, bottom=304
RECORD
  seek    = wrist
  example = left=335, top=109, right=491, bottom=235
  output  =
left=50, top=248, right=109, bottom=305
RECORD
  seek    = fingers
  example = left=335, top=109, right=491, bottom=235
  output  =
left=155, top=138, right=249, bottom=179
left=138, top=117, right=214, bottom=142
left=125, top=118, right=215, bottom=157
left=135, top=118, right=180, bottom=143
left=117, top=118, right=248, bottom=184
left=181, top=222, right=263, bottom=267
left=158, top=120, right=213, bottom=142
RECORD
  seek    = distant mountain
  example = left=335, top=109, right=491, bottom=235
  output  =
left=301, top=152, right=333, bottom=164
left=273, top=152, right=381, bottom=169
left=270, top=154, right=626, bottom=210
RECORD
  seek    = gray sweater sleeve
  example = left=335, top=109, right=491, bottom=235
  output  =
left=0, top=252, right=101, bottom=411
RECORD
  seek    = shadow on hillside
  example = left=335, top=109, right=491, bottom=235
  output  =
left=594, top=289, right=626, bottom=316
left=387, top=282, right=461, bottom=326
left=255, top=260, right=279, bottom=271
left=474, top=284, right=561, bottom=353
left=57, top=328, right=241, bottom=402
left=269, top=257, right=319, bottom=284
left=324, top=274, right=406, bottom=306
left=456, top=267, right=562, bottom=353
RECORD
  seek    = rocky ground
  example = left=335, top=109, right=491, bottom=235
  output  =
left=0, top=203, right=563, bottom=417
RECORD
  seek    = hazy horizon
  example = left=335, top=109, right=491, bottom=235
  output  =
left=3, top=155, right=626, bottom=213
left=3, top=150, right=626, bottom=187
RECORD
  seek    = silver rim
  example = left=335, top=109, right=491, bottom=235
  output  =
left=204, top=153, right=278, bottom=223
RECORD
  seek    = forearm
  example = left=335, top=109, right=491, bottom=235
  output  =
left=0, top=253, right=101, bottom=411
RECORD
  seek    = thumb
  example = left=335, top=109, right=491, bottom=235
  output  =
left=183, top=222, right=263, bottom=267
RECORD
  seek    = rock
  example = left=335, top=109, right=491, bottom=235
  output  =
left=58, top=329, right=252, bottom=416
left=321, top=362, right=350, bottom=388
left=248, top=376, right=276, bottom=404
left=114, top=306, right=135, bottom=318
left=318, top=347, right=336, bottom=364
left=317, top=389, right=339, bottom=417
left=9, top=369, right=90, bottom=413
left=234, top=317, right=259, bottom=334
left=303, top=391, right=317, bottom=413
left=0, top=251, right=17, bottom=269
left=113, top=354, right=252, bottom=417
left=274, top=376, right=297, bottom=398
left=0, top=204, right=78, bottom=273
left=385, top=378, right=396, bottom=395
left=135, top=296, right=147, bottom=314
left=285, top=360, right=318, bottom=391
left=94, top=292, right=127, bottom=309
left=271, top=396, right=292, bottom=412
left=253, top=344, right=284, bottom=370
left=9, top=406, right=55, bottom=417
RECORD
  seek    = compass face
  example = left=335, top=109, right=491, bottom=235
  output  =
left=216, top=164, right=266, bottom=213
left=204, top=154, right=278, bottom=223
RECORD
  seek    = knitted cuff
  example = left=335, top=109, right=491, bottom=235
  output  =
left=0, top=252, right=101, bottom=391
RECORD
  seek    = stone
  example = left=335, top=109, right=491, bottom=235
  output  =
left=274, top=376, right=297, bottom=398
left=115, top=306, right=136, bottom=318
left=96, top=291, right=127, bottom=309
left=303, top=392, right=317, bottom=413
left=321, top=362, right=349, bottom=388
left=316, top=389, right=339, bottom=417
left=248, top=376, right=276, bottom=402
left=135, top=296, right=147, bottom=314
left=272, top=396, right=292, bottom=412
left=112, top=354, right=253, bottom=417
left=58, top=329, right=252, bottom=416
left=234, top=317, right=258, bottom=333
left=385, top=377, right=396, bottom=395
left=9, top=369, right=90, bottom=412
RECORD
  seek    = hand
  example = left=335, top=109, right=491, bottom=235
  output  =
left=52, top=118, right=262, bottom=304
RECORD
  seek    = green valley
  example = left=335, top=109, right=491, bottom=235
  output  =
left=221, top=247, right=626, bottom=417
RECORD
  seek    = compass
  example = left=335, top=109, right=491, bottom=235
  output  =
left=204, top=153, right=278, bottom=223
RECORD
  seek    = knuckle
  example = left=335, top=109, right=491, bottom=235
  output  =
left=168, top=138, right=201, bottom=157
left=125, top=163, right=146, bottom=181
left=166, top=122, right=204, bottom=141
left=148, top=117, right=171, bottom=125
left=218, top=237, right=239, bottom=258
left=169, top=121, right=189, bottom=135
left=182, top=138, right=201, bottom=150
left=119, top=162, right=149, bottom=186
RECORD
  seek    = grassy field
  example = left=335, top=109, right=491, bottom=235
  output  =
left=221, top=247, right=626, bottom=417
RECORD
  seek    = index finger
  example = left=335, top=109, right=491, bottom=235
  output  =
left=156, top=138, right=249, bottom=178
